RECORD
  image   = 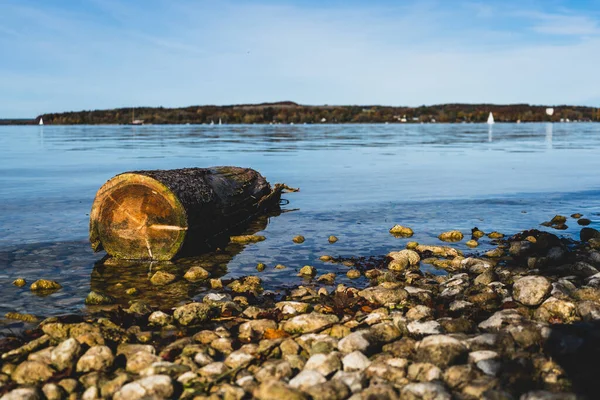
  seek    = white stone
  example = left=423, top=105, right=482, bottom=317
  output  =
left=407, top=320, right=442, bottom=336
left=342, top=351, right=371, bottom=372
left=288, top=369, right=326, bottom=390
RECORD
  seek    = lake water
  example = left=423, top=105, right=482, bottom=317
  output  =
left=1, top=123, right=600, bottom=324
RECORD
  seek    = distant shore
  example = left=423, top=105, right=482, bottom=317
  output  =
left=3, top=101, right=599, bottom=125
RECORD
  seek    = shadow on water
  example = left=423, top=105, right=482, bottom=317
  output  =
left=88, top=211, right=280, bottom=310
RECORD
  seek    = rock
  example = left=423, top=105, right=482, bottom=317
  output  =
left=317, top=273, right=336, bottom=284
left=509, top=241, right=532, bottom=257
left=199, top=361, right=229, bottom=378
left=289, top=369, right=326, bottom=390
left=282, top=312, right=339, bottom=334
left=230, top=234, right=266, bottom=244
left=358, top=283, right=408, bottom=305
left=406, top=305, right=434, bottom=321
left=332, top=370, right=366, bottom=393
left=407, top=320, right=443, bottom=336
left=328, top=235, right=339, bottom=243
left=113, top=375, right=174, bottom=400
left=173, top=302, right=210, bottom=326
left=42, top=383, right=65, bottom=400
left=512, top=276, right=552, bottom=306
left=1, top=334, right=50, bottom=362
left=81, top=386, right=99, bottom=400
left=229, top=276, right=263, bottom=294
left=101, top=373, right=130, bottom=398
left=298, top=265, right=316, bottom=277
left=487, top=231, right=505, bottom=239
left=478, top=310, right=524, bottom=331
left=389, top=258, right=409, bottom=271
left=12, top=278, right=26, bottom=287
left=304, top=352, right=341, bottom=377
left=225, top=349, right=256, bottom=369
left=466, top=240, right=479, bottom=248
left=520, top=391, right=576, bottom=400
left=474, top=270, right=497, bottom=286
left=85, top=291, right=115, bottom=305
left=238, top=319, right=277, bottom=341
left=126, top=351, right=161, bottom=374
left=51, top=338, right=82, bottom=371
left=369, top=322, right=401, bottom=343
left=183, top=266, right=210, bottom=282
left=400, top=382, right=451, bottom=400
left=148, top=311, right=173, bottom=327
left=443, top=364, right=478, bottom=390
left=449, top=300, right=474, bottom=313
left=149, top=271, right=176, bottom=285
left=253, top=380, right=308, bottom=400
left=415, top=335, right=468, bottom=367
left=578, top=218, right=592, bottom=226
left=342, top=351, right=371, bottom=372
left=389, top=225, right=414, bottom=237
left=0, top=388, right=42, bottom=400
left=11, top=361, right=54, bottom=384
left=408, top=362, right=442, bottom=382
left=347, top=269, right=361, bottom=279
left=338, top=330, right=371, bottom=353
left=439, top=230, right=464, bottom=242
left=58, top=378, right=78, bottom=394
left=577, top=300, right=600, bottom=321
left=388, top=250, right=420, bottom=266
left=581, top=227, right=600, bottom=242
left=76, top=346, right=114, bottom=373
left=534, top=297, right=580, bottom=323
left=304, top=379, right=350, bottom=400
left=139, top=361, right=190, bottom=378
left=293, top=235, right=305, bottom=243
left=255, top=360, right=293, bottom=383
left=416, top=244, right=460, bottom=258
left=30, top=279, right=61, bottom=291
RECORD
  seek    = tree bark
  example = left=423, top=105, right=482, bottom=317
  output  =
left=90, top=166, right=284, bottom=260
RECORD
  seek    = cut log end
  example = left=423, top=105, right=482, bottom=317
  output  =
left=90, top=173, right=187, bottom=260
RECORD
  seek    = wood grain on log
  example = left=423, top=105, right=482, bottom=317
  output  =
left=90, top=167, right=284, bottom=260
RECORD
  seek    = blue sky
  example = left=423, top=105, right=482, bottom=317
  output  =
left=1, top=0, right=600, bottom=117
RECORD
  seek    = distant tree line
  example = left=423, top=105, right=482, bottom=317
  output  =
left=28, top=101, right=600, bottom=125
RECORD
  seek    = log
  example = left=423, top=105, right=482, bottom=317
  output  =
left=90, top=166, right=287, bottom=260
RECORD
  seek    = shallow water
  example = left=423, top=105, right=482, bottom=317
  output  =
left=1, top=123, right=599, bottom=321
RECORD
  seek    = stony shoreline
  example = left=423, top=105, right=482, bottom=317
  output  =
left=2, top=219, right=600, bottom=399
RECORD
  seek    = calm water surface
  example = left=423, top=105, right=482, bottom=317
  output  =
left=1, top=123, right=599, bottom=323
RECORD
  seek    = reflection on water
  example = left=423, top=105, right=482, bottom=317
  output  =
left=546, top=123, right=553, bottom=149
left=1, top=123, right=600, bottom=320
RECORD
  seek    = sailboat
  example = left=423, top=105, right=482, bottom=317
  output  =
left=487, top=112, right=495, bottom=125
left=39, top=117, right=44, bottom=126
left=218, top=118, right=222, bottom=125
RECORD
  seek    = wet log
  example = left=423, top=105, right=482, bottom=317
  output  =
left=90, top=166, right=288, bottom=260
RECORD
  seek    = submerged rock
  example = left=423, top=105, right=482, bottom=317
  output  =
left=85, top=291, right=115, bottom=305
left=438, top=230, right=464, bottom=242
left=389, top=225, right=414, bottom=237
left=30, top=279, right=61, bottom=291
left=183, top=266, right=210, bottom=282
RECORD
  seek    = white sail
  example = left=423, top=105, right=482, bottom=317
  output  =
left=39, top=117, right=44, bottom=126
left=546, top=108, right=554, bottom=116
left=487, top=112, right=495, bottom=124
left=218, top=118, right=222, bottom=125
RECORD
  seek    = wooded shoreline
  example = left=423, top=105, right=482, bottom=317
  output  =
left=3, top=101, right=600, bottom=125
